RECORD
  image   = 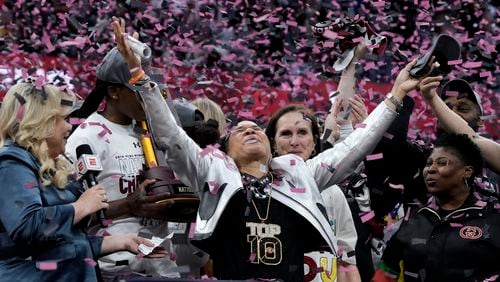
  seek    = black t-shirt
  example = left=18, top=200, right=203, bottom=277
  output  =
left=200, top=189, right=322, bottom=281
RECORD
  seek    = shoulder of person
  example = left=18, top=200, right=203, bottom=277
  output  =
left=69, top=113, right=108, bottom=135
left=0, top=143, right=38, bottom=171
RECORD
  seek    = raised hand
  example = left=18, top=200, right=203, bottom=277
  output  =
left=418, top=76, right=443, bottom=101
left=112, top=16, right=141, bottom=73
left=348, top=94, right=368, bottom=126
left=323, top=98, right=343, bottom=143
left=392, top=57, right=439, bottom=97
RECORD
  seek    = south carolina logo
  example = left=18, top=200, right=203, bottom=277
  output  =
left=459, top=226, right=483, bottom=240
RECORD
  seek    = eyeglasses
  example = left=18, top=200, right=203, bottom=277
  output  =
left=424, top=157, right=454, bottom=168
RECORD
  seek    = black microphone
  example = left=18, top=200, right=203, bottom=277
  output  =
left=75, top=144, right=107, bottom=227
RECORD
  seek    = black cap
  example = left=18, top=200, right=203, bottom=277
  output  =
left=440, top=79, right=483, bottom=114
left=173, top=99, right=204, bottom=128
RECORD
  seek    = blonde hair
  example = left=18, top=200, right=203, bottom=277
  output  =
left=0, top=82, right=74, bottom=188
left=192, top=97, right=227, bottom=135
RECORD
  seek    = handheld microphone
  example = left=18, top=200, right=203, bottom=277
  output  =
left=75, top=144, right=107, bottom=227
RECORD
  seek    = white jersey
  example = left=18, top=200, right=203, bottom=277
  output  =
left=304, top=185, right=357, bottom=282
left=66, top=112, right=178, bottom=277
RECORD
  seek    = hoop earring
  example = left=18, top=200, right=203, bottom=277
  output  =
left=311, top=149, right=317, bottom=156
left=464, top=177, right=471, bottom=191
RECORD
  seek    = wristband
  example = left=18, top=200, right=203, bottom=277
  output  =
left=128, top=69, right=145, bottom=85
left=386, top=93, right=403, bottom=112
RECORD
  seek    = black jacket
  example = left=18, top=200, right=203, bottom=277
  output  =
left=382, top=192, right=500, bottom=282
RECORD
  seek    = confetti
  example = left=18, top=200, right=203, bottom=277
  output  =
left=37, top=261, right=57, bottom=270
left=290, top=187, right=306, bottom=193
left=83, top=258, right=97, bottom=267
left=366, top=153, right=384, bottom=161
left=101, top=219, right=113, bottom=226
left=388, top=183, right=404, bottom=190
left=0, top=0, right=496, bottom=145
left=249, top=252, right=256, bottom=262
left=188, top=223, right=196, bottom=239
left=200, top=144, right=220, bottom=157
left=383, top=132, right=394, bottom=140
left=359, top=211, right=375, bottom=223
left=475, top=200, right=487, bottom=207
left=24, top=181, right=38, bottom=189
left=208, top=180, right=222, bottom=194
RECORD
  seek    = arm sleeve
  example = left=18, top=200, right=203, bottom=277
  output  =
left=88, top=235, right=104, bottom=258
left=307, top=101, right=397, bottom=190
left=0, top=160, right=76, bottom=246
left=136, top=82, right=211, bottom=193
left=323, top=186, right=358, bottom=265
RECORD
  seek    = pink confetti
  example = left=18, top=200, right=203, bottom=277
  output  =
left=352, top=37, right=364, bottom=43
left=462, top=61, right=482, bottom=68
left=83, top=258, right=97, bottom=267
left=254, top=13, right=270, bottom=23
left=359, top=211, right=375, bottom=223
left=404, top=207, right=411, bottom=221
left=68, top=117, right=85, bottom=125
left=0, top=0, right=496, bottom=148
left=372, top=1, right=386, bottom=8
left=447, top=59, right=463, bottom=66
left=16, top=104, right=25, bottom=121
left=249, top=252, right=256, bottom=262
left=154, top=23, right=163, bottom=31
left=366, top=153, right=384, bottom=161
left=169, top=252, right=177, bottom=261
left=101, top=219, right=113, bottom=226
left=35, top=76, right=45, bottom=89
left=208, top=180, right=222, bottom=194
left=322, top=30, right=339, bottom=40
left=290, top=159, right=296, bottom=166
left=24, top=181, right=37, bottom=189
left=339, top=264, right=356, bottom=272
left=354, top=123, right=367, bottom=129
left=200, top=144, right=221, bottom=157
left=479, top=71, right=490, bottom=78
left=388, top=183, right=404, bottom=190
left=226, top=97, right=239, bottom=104
left=449, top=222, right=463, bottom=228
left=383, top=132, right=394, bottom=140
left=290, top=187, right=306, bottom=193
left=484, top=275, right=499, bottom=282
left=188, top=223, right=196, bottom=239
left=38, top=261, right=57, bottom=270
left=320, top=162, right=335, bottom=173
left=475, top=200, right=487, bottom=207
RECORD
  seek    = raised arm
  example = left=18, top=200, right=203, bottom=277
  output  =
left=419, top=77, right=500, bottom=174
left=309, top=60, right=429, bottom=189
left=336, top=43, right=368, bottom=111
left=112, top=17, right=211, bottom=192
